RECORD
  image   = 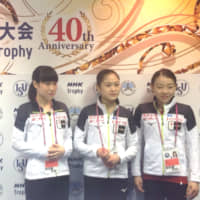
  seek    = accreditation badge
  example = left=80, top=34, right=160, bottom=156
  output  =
left=45, top=160, right=58, bottom=173
left=163, top=148, right=180, bottom=174
left=168, top=120, right=182, bottom=131
left=168, top=121, right=174, bottom=130
left=56, top=119, right=66, bottom=129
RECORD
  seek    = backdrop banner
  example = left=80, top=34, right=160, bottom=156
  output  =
left=0, top=74, right=200, bottom=200
left=1, top=0, right=200, bottom=199
left=0, top=0, right=200, bottom=75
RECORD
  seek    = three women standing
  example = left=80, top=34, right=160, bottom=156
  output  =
left=12, top=66, right=200, bottom=200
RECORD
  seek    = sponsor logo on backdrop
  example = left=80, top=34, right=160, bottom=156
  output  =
left=14, top=183, right=25, bottom=196
left=0, top=158, right=3, bottom=172
left=13, top=156, right=27, bottom=173
left=0, top=184, right=3, bottom=196
left=67, top=82, right=83, bottom=94
left=0, top=82, right=3, bottom=95
left=13, top=80, right=29, bottom=97
left=0, top=133, right=3, bottom=146
left=176, top=80, right=189, bottom=97
left=121, top=81, right=136, bottom=96
left=0, top=108, right=3, bottom=120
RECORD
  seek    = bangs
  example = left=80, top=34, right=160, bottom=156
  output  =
left=39, top=70, right=58, bottom=82
left=33, top=66, right=58, bottom=83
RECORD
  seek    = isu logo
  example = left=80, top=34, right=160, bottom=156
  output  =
left=13, top=80, right=29, bottom=97
left=121, top=81, right=136, bottom=96
left=176, top=80, right=189, bottom=97
left=13, top=156, right=27, bottom=173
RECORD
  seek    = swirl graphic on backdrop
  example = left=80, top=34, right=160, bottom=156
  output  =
left=0, top=61, right=13, bottom=75
left=53, top=0, right=143, bottom=73
left=0, top=0, right=18, bottom=74
left=0, top=0, right=74, bottom=74
left=0, top=0, right=18, bottom=23
left=16, top=0, right=72, bottom=18
left=138, top=42, right=176, bottom=73
left=91, top=0, right=123, bottom=35
left=1, top=0, right=200, bottom=74
left=60, top=0, right=200, bottom=74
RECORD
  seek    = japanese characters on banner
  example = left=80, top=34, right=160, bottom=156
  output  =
left=0, top=74, right=200, bottom=200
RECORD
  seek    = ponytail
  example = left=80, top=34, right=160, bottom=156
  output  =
left=28, top=82, right=36, bottom=102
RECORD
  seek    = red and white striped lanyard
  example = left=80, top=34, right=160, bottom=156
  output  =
left=155, top=104, right=178, bottom=147
left=37, top=105, right=58, bottom=145
left=96, top=104, right=120, bottom=149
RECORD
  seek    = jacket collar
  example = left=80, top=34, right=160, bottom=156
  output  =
left=153, top=96, right=176, bottom=114
left=97, top=96, right=119, bottom=114
left=31, top=99, right=56, bottom=111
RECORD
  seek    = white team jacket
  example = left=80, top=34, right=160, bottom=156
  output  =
left=74, top=98, right=138, bottom=179
left=132, top=97, right=200, bottom=182
left=12, top=100, right=72, bottom=180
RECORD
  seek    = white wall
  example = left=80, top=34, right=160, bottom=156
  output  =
left=0, top=74, right=200, bottom=200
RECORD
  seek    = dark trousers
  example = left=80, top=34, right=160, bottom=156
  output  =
left=84, top=176, right=128, bottom=200
left=25, top=175, right=69, bottom=200
left=143, top=179, right=187, bottom=200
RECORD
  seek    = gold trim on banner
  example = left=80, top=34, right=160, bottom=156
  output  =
left=41, top=11, right=92, bottom=59
left=60, top=0, right=200, bottom=74
left=0, top=0, right=18, bottom=23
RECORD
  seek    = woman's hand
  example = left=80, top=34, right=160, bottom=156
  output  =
left=186, top=181, right=199, bottom=199
left=105, top=153, right=120, bottom=168
left=47, top=144, right=65, bottom=160
left=97, top=148, right=120, bottom=168
left=97, top=148, right=110, bottom=160
left=134, top=176, right=144, bottom=193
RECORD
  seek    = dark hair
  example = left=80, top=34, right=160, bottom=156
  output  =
left=28, top=66, right=58, bottom=101
left=151, top=68, right=176, bottom=85
left=96, top=69, right=120, bottom=86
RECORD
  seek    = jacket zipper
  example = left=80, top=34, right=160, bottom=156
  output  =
left=161, top=112, right=165, bottom=175
left=107, top=114, right=111, bottom=178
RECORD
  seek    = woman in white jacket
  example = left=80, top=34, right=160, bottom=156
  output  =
left=132, top=68, right=200, bottom=200
left=12, top=66, right=72, bottom=200
left=74, top=69, right=138, bottom=200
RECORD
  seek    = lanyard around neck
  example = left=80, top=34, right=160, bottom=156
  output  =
left=37, top=103, right=58, bottom=145
left=96, top=104, right=119, bottom=149
left=155, top=104, right=178, bottom=147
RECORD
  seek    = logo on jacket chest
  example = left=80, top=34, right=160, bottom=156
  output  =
left=88, top=115, right=127, bottom=129
left=167, top=114, right=184, bottom=131
left=142, top=113, right=156, bottom=121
